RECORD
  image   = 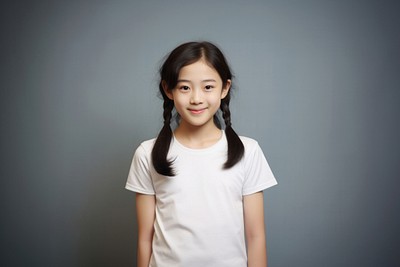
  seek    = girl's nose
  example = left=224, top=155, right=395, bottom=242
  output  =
left=190, top=89, right=203, bottom=104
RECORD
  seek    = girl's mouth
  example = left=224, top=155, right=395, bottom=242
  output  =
left=188, top=108, right=206, bottom=114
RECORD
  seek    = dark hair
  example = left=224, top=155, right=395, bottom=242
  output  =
left=151, top=41, right=244, bottom=176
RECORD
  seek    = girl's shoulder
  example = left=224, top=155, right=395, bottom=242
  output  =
left=238, top=135, right=265, bottom=157
left=133, top=138, right=156, bottom=156
left=239, top=135, right=260, bottom=147
left=139, top=137, right=157, bottom=149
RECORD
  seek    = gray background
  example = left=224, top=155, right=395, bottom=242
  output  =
left=1, top=0, right=399, bottom=266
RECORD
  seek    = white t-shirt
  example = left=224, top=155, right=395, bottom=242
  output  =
left=126, top=131, right=277, bottom=267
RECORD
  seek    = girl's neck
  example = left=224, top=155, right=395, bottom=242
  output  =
left=174, top=122, right=222, bottom=149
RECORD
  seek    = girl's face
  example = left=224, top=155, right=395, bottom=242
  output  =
left=163, top=59, right=230, bottom=130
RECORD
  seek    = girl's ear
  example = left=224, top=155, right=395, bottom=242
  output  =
left=221, top=79, right=231, bottom=99
left=162, top=80, right=174, bottom=100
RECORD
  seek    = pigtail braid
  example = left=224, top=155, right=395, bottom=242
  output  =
left=151, top=98, right=175, bottom=176
left=221, top=97, right=244, bottom=169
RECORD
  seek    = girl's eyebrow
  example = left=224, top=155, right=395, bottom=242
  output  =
left=177, top=79, right=217, bottom=83
left=177, top=79, right=191, bottom=83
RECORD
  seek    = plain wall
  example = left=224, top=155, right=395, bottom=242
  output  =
left=1, top=0, right=399, bottom=266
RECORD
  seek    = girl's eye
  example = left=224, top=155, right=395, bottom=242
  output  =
left=205, top=85, right=214, bottom=91
left=180, top=85, right=190, bottom=91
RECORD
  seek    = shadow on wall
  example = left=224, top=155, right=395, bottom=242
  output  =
left=73, top=119, right=141, bottom=266
left=76, top=157, right=138, bottom=267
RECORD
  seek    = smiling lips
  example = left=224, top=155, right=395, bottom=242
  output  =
left=188, top=108, right=206, bottom=114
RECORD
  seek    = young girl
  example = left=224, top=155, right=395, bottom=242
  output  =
left=126, top=41, right=277, bottom=267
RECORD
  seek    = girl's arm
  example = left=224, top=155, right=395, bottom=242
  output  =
left=136, top=193, right=156, bottom=267
left=243, top=191, right=268, bottom=267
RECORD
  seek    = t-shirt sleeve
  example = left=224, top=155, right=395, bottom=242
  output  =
left=242, top=140, right=277, bottom=195
left=125, top=144, right=155, bottom=195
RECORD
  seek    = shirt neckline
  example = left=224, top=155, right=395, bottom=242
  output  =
left=172, top=130, right=226, bottom=153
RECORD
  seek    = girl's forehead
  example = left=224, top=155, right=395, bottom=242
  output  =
left=178, top=60, right=219, bottom=78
